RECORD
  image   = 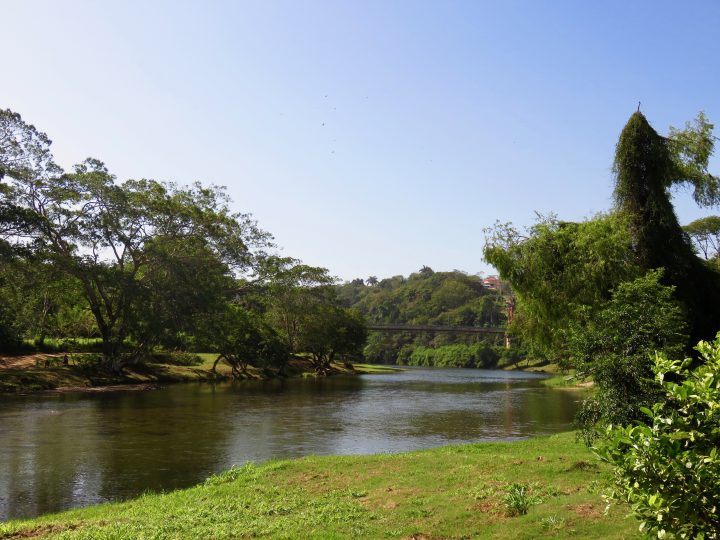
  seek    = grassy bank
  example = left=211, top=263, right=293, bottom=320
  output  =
left=500, top=357, right=592, bottom=389
left=0, top=432, right=637, bottom=539
left=0, top=353, right=398, bottom=394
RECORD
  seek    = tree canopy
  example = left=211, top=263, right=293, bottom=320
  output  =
left=0, top=108, right=364, bottom=376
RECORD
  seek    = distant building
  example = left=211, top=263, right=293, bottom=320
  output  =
left=482, top=276, right=501, bottom=290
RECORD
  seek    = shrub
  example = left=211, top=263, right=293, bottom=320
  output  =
left=502, top=483, right=541, bottom=516
left=596, top=334, right=720, bottom=538
left=569, top=270, right=688, bottom=443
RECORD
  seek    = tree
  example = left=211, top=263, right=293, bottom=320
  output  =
left=667, top=111, right=720, bottom=207
left=683, top=215, right=720, bottom=262
left=256, top=258, right=367, bottom=373
left=614, top=111, right=720, bottom=347
left=199, top=303, right=288, bottom=378
left=484, top=213, right=639, bottom=359
left=296, top=305, right=367, bottom=373
left=597, top=335, right=720, bottom=538
left=260, top=259, right=337, bottom=354
left=484, top=111, right=720, bottom=360
left=568, top=270, right=688, bottom=443
left=1, top=109, right=269, bottom=369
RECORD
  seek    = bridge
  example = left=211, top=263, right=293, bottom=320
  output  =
left=366, top=324, right=505, bottom=335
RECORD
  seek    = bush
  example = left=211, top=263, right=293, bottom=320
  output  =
left=596, top=334, right=720, bottom=538
left=569, top=270, right=688, bottom=443
left=406, top=343, right=499, bottom=369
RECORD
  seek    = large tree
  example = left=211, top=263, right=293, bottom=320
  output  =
left=485, top=111, right=720, bottom=359
left=484, top=213, right=639, bottom=359
left=613, top=112, right=720, bottom=346
left=683, top=215, right=720, bottom=263
left=0, top=109, right=269, bottom=368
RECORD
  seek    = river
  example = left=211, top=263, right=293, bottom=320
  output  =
left=0, top=368, right=584, bottom=520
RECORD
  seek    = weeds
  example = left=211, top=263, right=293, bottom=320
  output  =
left=540, top=515, right=566, bottom=531
left=503, top=483, right=542, bottom=516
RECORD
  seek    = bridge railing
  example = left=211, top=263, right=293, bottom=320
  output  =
left=365, top=324, right=505, bottom=335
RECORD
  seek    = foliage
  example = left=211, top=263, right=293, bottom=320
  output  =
left=596, top=335, right=720, bottom=538
left=683, top=215, right=720, bottom=264
left=199, top=303, right=288, bottom=378
left=403, top=343, right=499, bottom=368
left=337, top=268, right=507, bottom=364
left=667, top=111, right=720, bottom=207
left=485, top=112, right=720, bottom=362
left=295, top=305, right=367, bottom=373
left=484, top=213, right=639, bottom=360
left=502, top=483, right=542, bottom=517
left=256, top=258, right=366, bottom=373
left=569, top=270, right=688, bottom=443
left=613, top=111, right=720, bottom=347
left=261, top=259, right=337, bottom=353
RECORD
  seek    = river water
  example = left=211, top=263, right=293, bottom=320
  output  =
left=0, top=368, right=584, bottom=520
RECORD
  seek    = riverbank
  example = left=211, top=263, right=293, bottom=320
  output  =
left=0, top=353, right=399, bottom=394
left=0, top=431, right=637, bottom=539
left=501, top=358, right=592, bottom=389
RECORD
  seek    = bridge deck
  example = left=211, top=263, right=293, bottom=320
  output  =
left=366, top=324, right=505, bottom=335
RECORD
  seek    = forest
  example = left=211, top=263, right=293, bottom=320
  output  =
left=336, top=268, right=510, bottom=366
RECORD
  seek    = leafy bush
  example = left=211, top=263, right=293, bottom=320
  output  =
left=568, top=269, right=688, bottom=443
left=407, top=343, right=499, bottom=368
left=596, top=334, right=720, bottom=538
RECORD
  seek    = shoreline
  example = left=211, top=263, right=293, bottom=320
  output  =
left=0, top=354, right=402, bottom=395
left=0, top=432, right=636, bottom=538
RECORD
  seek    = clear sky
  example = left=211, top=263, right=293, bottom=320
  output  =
left=3, top=1, right=719, bottom=281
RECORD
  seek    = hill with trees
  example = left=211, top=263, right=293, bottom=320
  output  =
left=336, top=267, right=509, bottom=366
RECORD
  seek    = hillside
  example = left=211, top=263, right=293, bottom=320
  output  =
left=336, top=268, right=509, bottom=364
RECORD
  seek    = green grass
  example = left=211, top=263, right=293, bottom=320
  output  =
left=351, top=363, right=404, bottom=374
left=0, top=432, right=638, bottom=539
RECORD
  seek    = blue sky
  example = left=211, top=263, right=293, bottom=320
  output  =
left=3, top=1, right=719, bottom=281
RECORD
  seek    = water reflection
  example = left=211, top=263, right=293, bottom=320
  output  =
left=0, top=368, right=584, bottom=520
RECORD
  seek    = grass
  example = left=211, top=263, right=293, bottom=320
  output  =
left=0, top=432, right=639, bottom=539
left=500, top=357, right=593, bottom=389
left=350, top=363, right=404, bottom=374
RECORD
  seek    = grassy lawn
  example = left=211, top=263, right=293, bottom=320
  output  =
left=351, top=363, right=404, bottom=374
left=0, top=432, right=638, bottom=539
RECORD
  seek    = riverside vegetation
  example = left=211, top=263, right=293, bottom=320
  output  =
left=2, top=107, right=720, bottom=537
left=0, top=108, right=368, bottom=387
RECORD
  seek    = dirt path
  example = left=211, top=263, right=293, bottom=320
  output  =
left=0, top=353, right=65, bottom=370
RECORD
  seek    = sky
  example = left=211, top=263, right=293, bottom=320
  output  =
left=3, top=1, right=720, bottom=281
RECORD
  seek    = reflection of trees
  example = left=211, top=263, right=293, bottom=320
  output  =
left=1, top=377, right=370, bottom=520
left=92, top=385, right=236, bottom=502
left=223, top=376, right=365, bottom=461
left=0, top=394, right=104, bottom=519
